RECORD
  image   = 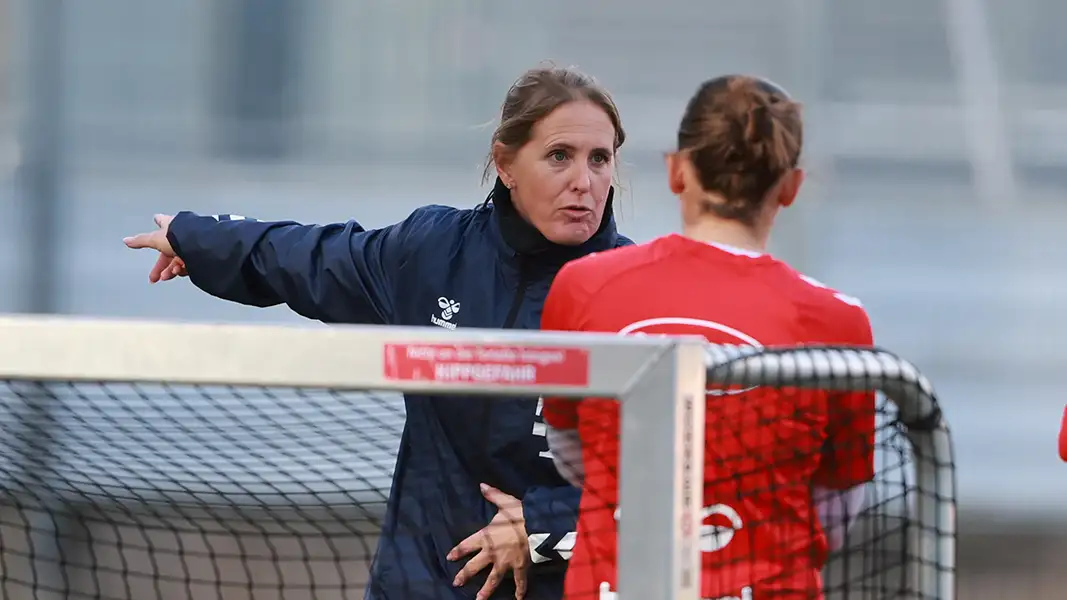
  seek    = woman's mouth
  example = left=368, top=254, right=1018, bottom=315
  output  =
left=559, top=206, right=593, bottom=220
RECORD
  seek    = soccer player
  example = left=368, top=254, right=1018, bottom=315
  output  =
left=540, top=75, right=874, bottom=600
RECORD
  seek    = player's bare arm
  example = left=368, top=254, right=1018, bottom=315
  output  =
left=546, top=426, right=585, bottom=488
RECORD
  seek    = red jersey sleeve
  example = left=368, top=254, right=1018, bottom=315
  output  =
left=811, top=300, right=877, bottom=489
left=1059, top=406, right=1067, bottom=462
left=540, top=261, right=594, bottom=431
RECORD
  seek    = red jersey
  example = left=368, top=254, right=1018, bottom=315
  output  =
left=541, top=234, right=875, bottom=600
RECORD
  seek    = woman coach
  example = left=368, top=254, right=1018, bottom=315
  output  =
left=124, top=65, right=632, bottom=600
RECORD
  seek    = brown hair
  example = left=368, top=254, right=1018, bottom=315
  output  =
left=676, top=75, right=803, bottom=225
left=483, top=65, right=626, bottom=183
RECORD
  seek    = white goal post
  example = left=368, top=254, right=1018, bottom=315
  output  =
left=0, top=315, right=955, bottom=599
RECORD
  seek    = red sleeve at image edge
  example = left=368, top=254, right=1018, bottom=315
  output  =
left=1058, top=405, right=1067, bottom=462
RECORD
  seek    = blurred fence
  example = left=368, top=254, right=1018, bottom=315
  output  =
left=3, top=0, right=1067, bottom=597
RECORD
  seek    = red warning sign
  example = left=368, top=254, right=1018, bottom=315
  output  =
left=383, top=343, right=590, bottom=387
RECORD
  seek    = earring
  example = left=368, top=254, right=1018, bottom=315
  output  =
left=506, top=181, right=514, bottom=190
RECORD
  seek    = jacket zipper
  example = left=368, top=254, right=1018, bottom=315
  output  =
left=477, top=263, right=531, bottom=492
left=502, top=264, right=531, bottom=329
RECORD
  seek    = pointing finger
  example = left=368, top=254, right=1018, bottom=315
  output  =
left=123, top=232, right=158, bottom=250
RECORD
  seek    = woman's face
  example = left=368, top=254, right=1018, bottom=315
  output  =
left=496, top=101, right=617, bottom=246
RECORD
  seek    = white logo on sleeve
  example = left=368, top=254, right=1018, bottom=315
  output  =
left=430, top=296, right=460, bottom=330
left=528, top=531, right=577, bottom=564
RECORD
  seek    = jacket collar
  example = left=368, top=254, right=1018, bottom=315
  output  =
left=486, top=177, right=619, bottom=268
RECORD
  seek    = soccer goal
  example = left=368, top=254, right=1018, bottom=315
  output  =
left=0, top=316, right=954, bottom=600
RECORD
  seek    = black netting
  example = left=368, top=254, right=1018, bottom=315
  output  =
left=0, top=345, right=955, bottom=600
left=821, top=393, right=926, bottom=600
left=0, top=382, right=403, bottom=600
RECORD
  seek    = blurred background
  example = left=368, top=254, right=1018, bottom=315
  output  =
left=1, top=0, right=1066, bottom=598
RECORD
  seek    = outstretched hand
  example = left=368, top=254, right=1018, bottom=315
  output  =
left=123, top=214, right=187, bottom=283
left=448, top=484, right=531, bottom=600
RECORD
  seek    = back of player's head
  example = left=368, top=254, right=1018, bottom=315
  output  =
left=670, top=75, right=804, bottom=226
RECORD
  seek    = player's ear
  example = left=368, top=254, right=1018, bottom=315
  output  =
left=777, top=168, right=805, bottom=208
left=493, top=141, right=516, bottom=188
left=665, top=151, right=686, bottom=195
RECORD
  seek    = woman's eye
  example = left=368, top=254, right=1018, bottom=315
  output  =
left=591, top=153, right=610, bottom=164
left=550, top=150, right=567, bottom=162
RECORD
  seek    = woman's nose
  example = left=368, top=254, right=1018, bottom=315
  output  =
left=570, top=164, right=592, bottom=193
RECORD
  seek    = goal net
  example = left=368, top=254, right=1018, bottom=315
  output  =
left=0, top=316, right=955, bottom=600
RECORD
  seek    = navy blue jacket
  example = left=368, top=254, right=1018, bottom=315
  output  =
left=165, top=180, right=633, bottom=599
